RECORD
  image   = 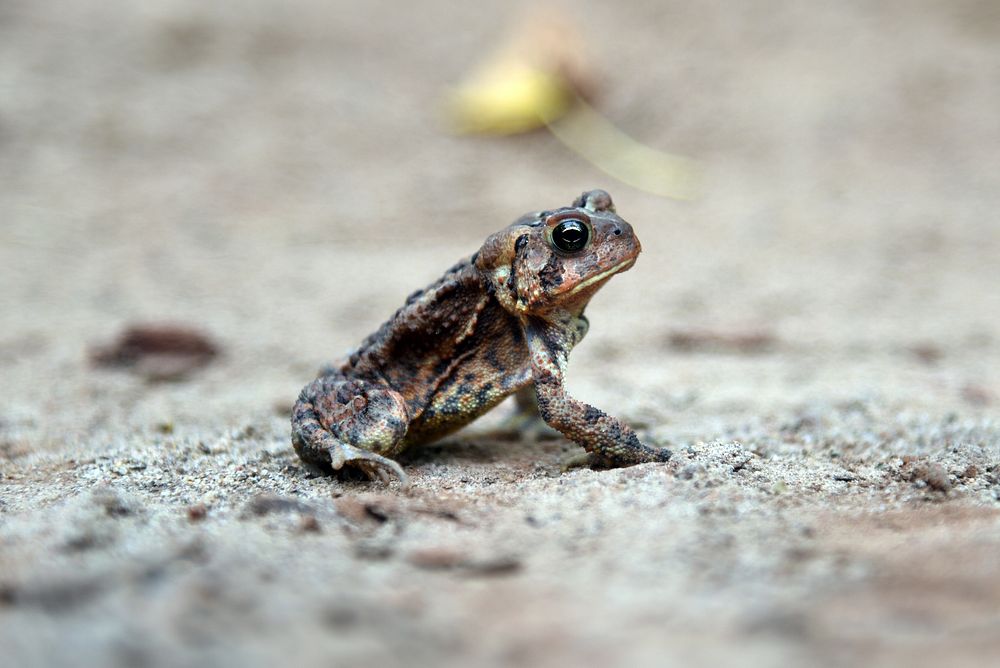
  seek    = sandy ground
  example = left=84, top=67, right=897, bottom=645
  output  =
left=2, top=1, right=999, bottom=666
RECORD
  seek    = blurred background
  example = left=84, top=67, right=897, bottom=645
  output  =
left=3, top=0, right=999, bottom=376
left=1, top=1, right=999, bottom=667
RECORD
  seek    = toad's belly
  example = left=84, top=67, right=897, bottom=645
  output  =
left=402, top=370, right=533, bottom=446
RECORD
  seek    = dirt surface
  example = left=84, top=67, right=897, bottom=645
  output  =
left=2, top=1, right=999, bottom=667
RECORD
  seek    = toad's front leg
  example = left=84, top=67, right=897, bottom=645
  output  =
left=525, top=318, right=671, bottom=468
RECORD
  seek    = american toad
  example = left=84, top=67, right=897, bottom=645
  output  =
left=292, top=190, right=670, bottom=484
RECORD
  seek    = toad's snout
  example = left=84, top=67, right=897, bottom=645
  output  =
left=600, top=219, right=641, bottom=262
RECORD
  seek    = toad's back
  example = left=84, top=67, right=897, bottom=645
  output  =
left=335, top=258, right=532, bottom=445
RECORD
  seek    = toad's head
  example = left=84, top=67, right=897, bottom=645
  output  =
left=476, top=189, right=641, bottom=317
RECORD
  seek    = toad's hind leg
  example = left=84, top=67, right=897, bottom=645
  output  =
left=291, top=375, right=410, bottom=485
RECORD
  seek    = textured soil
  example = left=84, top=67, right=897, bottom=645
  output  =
left=2, top=2, right=999, bottom=667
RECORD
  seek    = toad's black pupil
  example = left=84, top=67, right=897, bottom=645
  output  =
left=552, top=219, right=589, bottom=252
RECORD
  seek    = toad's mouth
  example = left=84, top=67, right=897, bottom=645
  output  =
left=566, top=258, right=636, bottom=296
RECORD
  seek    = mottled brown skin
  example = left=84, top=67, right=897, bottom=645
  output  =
left=291, top=190, right=671, bottom=485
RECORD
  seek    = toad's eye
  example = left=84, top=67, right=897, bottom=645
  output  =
left=550, top=218, right=590, bottom=253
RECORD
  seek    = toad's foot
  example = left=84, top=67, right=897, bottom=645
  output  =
left=328, top=441, right=409, bottom=487
left=585, top=445, right=672, bottom=469
left=561, top=450, right=594, bottom=472
left=292, top=374, right=410, bottom=487
left=561, top=446, right=672, bottom=472
left=499, top=386, right=560, bottom=442
left=492, top=410, right=561, bottom=443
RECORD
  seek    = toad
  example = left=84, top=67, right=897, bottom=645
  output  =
left=292, top=190, right=670, bottom=484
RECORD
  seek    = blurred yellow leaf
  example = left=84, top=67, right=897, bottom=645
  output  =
left=549, top=96, right=700, bottom=200
left=445, top=7, right=700, bottom=200
left=448, top=62, right=574, bottom=135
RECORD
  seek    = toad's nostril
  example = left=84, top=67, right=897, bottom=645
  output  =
left=613, top=228, right=622, bottom=236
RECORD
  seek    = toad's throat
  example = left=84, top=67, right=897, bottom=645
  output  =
left=566, top=258, right=636, bottom=296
